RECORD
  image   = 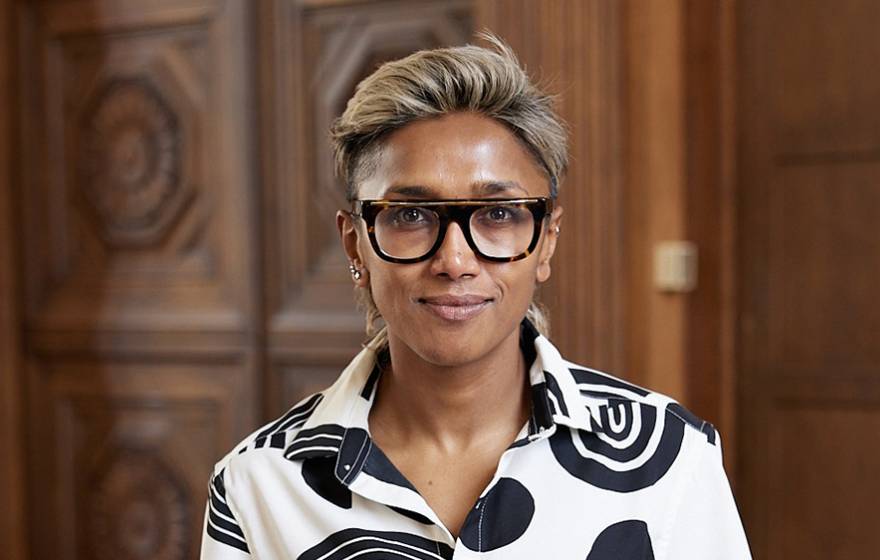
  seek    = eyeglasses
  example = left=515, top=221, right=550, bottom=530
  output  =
left=350, top=197, right=554, bottom=264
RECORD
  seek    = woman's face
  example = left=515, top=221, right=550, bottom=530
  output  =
left=337, top=112, right=563, bottom=367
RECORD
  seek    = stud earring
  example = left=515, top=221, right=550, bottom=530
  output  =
left=348, top=263, right=362, bottom=281
left=554, top=226, right=561, bottom=235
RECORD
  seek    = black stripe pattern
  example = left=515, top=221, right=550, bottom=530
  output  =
left=667, top=402, right=717, bottom=445
left=256, top=393, right=324, bottom=441
left=285, top=424, right=346, bottom=461
left=297, top=528, right=454, bottom=560
left=206, top=468, right=250, bottom=553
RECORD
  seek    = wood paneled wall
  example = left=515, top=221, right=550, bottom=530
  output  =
left=624, top=0, right=737, bottom=451
left=624, top=0, right=690, bottom=400
left=681, top=0, right=738, bottom=470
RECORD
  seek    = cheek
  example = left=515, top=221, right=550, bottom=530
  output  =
left=493, top=263, right=540, bottom=308
left=364, top=262, right=417, bottom=318
left=368, top=275, right=396, bottom=316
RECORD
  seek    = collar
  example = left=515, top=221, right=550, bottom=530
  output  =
left=283, top=319, right=598, bottom=478
left=519, top=318, right=597, bottom=435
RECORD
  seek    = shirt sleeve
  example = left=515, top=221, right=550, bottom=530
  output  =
left=662, top=431, right=752, bottom=559
left=200, top=467, right=252, bottom=559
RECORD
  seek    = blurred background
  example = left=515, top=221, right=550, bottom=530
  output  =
left=1, top=0, right=878, bottom=558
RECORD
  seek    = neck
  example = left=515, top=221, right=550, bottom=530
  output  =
left=369, top=326, right=530, bottom=454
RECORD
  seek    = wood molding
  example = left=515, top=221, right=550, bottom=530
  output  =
left=682, top=0, right=739, bottom=477
left=624, top=0, right=688, bottom=398
left=0, top=0, right=27, bottom=555
left=623, top=0, right=739, bottom=476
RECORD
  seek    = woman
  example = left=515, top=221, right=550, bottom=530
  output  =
left=201, top=36, right=751, bottom=559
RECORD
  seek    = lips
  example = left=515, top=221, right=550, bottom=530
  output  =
left=418, top=294, right=494, bottom=322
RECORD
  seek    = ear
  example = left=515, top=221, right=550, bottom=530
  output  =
left=337, top=210, right=370, bottom=287
left=536, top=205, right=564, bottom=283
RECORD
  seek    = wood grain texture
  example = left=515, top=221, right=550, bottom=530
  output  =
left=737, top=0, right=880, bottom=556
left=0, top=0, right=28, bottom=556
left=681, top=0, right=739, bottom=475
left=623, top=0, right=688, bottom=400
left=26, top=356, right=241, bottom=560
left=16, top=1, right=258, bottom=558
left=18, top=0, right=254, bottom=341
left=624, top=0, right=738, bottom=456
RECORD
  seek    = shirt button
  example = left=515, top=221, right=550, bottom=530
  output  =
left=343, top=464, right=351, bottom=471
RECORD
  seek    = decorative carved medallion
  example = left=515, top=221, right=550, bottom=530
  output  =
left=78, top=77, right=186, bottom=246
left=89, top=450, right=190, bottom=560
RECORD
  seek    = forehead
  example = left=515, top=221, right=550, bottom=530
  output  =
left=357, top=112, right=550, bottom=200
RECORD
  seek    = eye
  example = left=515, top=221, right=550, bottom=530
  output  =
left=487, top=205, right=514, bottom=222
left=477, top=204, right=528, bottom=227
left=389, top=206, right=432, bottom=226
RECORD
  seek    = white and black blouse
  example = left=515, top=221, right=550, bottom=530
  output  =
left=201, top=320, right=752, bottom=559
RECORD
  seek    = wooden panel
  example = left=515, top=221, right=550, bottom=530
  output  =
left=772, top=403, right=880, bottom=557
left=737, top=0, right=880, bottom=557
left=773, top=164, right=880, bottom=371
left=259, top=0, right=472, bottom=415
left=681, top=0, right=739, bottom=468
left=26, top=358, right=241, bottom=560
left=475, top=0, right=626, bottom=375
left=761, top=0, right=880, bottom=153
left=18, top=0, right=253, bottom=338
left=622, top=0, right=688, bottom=399
left=17, top=1, right=257, bottom=558
left=0, top=0, right=28, bottom=556
left=767, top=391, right=880, bottom=558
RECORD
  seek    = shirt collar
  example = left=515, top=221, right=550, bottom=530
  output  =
left=519, top=318, right=597, bottom=435
left=284, top=318, right=597, bottom=469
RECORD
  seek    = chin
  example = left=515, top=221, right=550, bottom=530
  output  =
left=414, top=342, right=487, bottom=368
left=406, top=321, right=517, bottom=368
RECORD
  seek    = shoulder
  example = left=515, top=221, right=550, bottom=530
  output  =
left=528, top=324, right=718, bottom=450
left=540, top=355, right=724, bottom=494
left=559, top=356, right=719, bottom=448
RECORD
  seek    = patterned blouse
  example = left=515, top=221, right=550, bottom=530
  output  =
left=200, top=319, right=751, bottom=559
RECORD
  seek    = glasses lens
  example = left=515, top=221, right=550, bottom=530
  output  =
left=470, top=203, right=535, bottom=258
left=374, top=206, right=440, bottom=259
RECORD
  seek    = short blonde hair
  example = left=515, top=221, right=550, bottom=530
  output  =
left=331, top=33, right=568, bottom=341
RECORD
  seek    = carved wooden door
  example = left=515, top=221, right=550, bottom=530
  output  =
left=17, top=1, right=258, bottom=558
left=737, top=0, right=880, bottom=557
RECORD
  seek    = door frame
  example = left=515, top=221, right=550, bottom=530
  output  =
left=0, top=0, right=28, bottom=554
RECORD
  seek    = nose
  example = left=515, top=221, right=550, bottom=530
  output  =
left=429, top=221, right=481, bottom=279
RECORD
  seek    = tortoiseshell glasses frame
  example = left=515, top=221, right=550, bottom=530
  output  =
left=349, top=197, right=554, bottom=264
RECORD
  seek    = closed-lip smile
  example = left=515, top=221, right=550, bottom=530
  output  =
left=418, top=294, right=494, bottom=322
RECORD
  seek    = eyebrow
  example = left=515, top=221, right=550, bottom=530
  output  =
left=381, top=181, right=529, bottom=198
